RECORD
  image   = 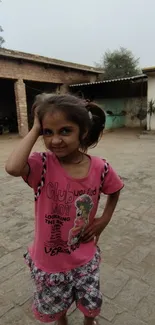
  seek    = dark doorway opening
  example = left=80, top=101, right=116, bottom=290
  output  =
left=0, top=78, right=18, bottom=135
left=25, top=80, right=59, bottom=130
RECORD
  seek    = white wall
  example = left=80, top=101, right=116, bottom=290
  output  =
left=147, top=75, right=155, bottom=130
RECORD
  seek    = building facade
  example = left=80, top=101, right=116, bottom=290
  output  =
left=142, top=66, right=155, bottom=131
left=70, top=75, right=147, bottom=130
left=0, top=48, right=101, bottom=136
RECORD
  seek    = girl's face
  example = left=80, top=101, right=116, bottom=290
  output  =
left=42, top=111, right=81, bottom=158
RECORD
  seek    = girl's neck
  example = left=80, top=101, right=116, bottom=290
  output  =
left=58, top=150, right=84, bottom=165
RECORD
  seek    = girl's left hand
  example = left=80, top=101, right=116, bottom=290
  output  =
left=82, top=192, right=120, bottom=244
left=82, top=218, right=106, bottom=244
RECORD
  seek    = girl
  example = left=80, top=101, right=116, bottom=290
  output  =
left=5, top=94, right=123, bottom=325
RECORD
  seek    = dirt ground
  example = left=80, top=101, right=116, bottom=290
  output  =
left=0, top=129, right=155, bottom=325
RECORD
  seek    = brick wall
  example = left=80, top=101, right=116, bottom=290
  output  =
left=0, top=55, right=99, bottom=136
left=0, top=58, right=98, bottom=84
left=14, top=79, right=29, bottom=137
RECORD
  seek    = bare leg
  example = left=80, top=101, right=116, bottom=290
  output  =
left=57, top=314, right=68, bottom=325
left=84, top=316, right=97, bottom=325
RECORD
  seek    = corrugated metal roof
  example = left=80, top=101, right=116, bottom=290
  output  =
left=70, top=74, right=147, bottom=87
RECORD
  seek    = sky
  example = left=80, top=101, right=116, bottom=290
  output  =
left=0, top=0, right=155, bottom=68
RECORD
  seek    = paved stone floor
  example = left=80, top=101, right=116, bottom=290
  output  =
left=0, top=129, right=155, bottom=325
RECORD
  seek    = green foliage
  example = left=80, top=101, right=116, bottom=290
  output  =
left=147, top=99, right=155, bottom=131
left=96, top=47, right=141, bottom=80
left=0, top=26, right=4, bottom=47
left=0, top=1, right=4, bottom=47
left=147, top=99, right=155, bottom=116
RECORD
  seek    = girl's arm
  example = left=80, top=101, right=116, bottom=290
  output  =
left=99, top=191, right=120, bottom=228
left=83, top=161, right=123, bottom=243
left=5, top=122, right=40, bottom=177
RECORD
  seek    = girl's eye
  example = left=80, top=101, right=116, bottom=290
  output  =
left=61, top=128, right=71, bottom=135
left=43, top=129, right=53, bottom=136
left=42, top=128, right=72, bottom=136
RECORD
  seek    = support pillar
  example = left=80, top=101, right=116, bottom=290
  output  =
left=14, top=79, right=28, bottom=137
left=55, top=85, right=61, bottom=94
left=59, top=84, right=69, bottom=94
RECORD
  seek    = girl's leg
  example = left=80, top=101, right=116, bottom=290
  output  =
left=58, top=314, right=68, bottom=325
left=84, top=316, right=97, bottom=325
left=75, top=251, right=102, bottom=325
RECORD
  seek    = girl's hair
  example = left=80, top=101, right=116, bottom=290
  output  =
left=32, top=93, right=106, bottom=151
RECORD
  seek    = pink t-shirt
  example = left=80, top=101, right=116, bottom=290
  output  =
left=23, top=152, right=123, bottom=273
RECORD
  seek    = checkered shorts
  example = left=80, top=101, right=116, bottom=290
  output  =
left=24, top=248, right=102, bottom=323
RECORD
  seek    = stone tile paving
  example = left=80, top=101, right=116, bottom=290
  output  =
left=0, top=129, right=155, bottom=325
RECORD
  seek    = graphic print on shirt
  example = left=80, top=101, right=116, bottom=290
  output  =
left=44, top=214, right=71, bottom=255
left=67, top=194, right=93, bottom=246
left=44, top=182, right=96, bottom=256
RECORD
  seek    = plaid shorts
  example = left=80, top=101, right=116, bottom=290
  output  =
left=24, top=248, right=102, bottom=323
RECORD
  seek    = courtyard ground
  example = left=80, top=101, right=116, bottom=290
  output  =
left=0, top=129, right=155, bottom=325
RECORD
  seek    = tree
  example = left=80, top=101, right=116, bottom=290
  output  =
left=0, top=26, right=4, bottom=47
left=0, top=1, right=4, bottom=47
left=96, top=47, right=141, bottom=80
left=147, top=99, right=155, bottom=131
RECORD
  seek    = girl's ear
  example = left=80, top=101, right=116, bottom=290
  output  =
left=82, top=129, right=88, bottom=141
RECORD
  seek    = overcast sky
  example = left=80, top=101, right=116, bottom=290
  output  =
left=0, top=0, right=154, bottom=68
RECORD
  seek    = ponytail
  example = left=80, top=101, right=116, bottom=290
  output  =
left=82, top=100, right=106, bottom=149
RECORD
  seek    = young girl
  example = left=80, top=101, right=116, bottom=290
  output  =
left=5, top=94, right=123, bottom=325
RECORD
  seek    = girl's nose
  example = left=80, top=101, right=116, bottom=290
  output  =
left=51, top=136, right=62, bottom=145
